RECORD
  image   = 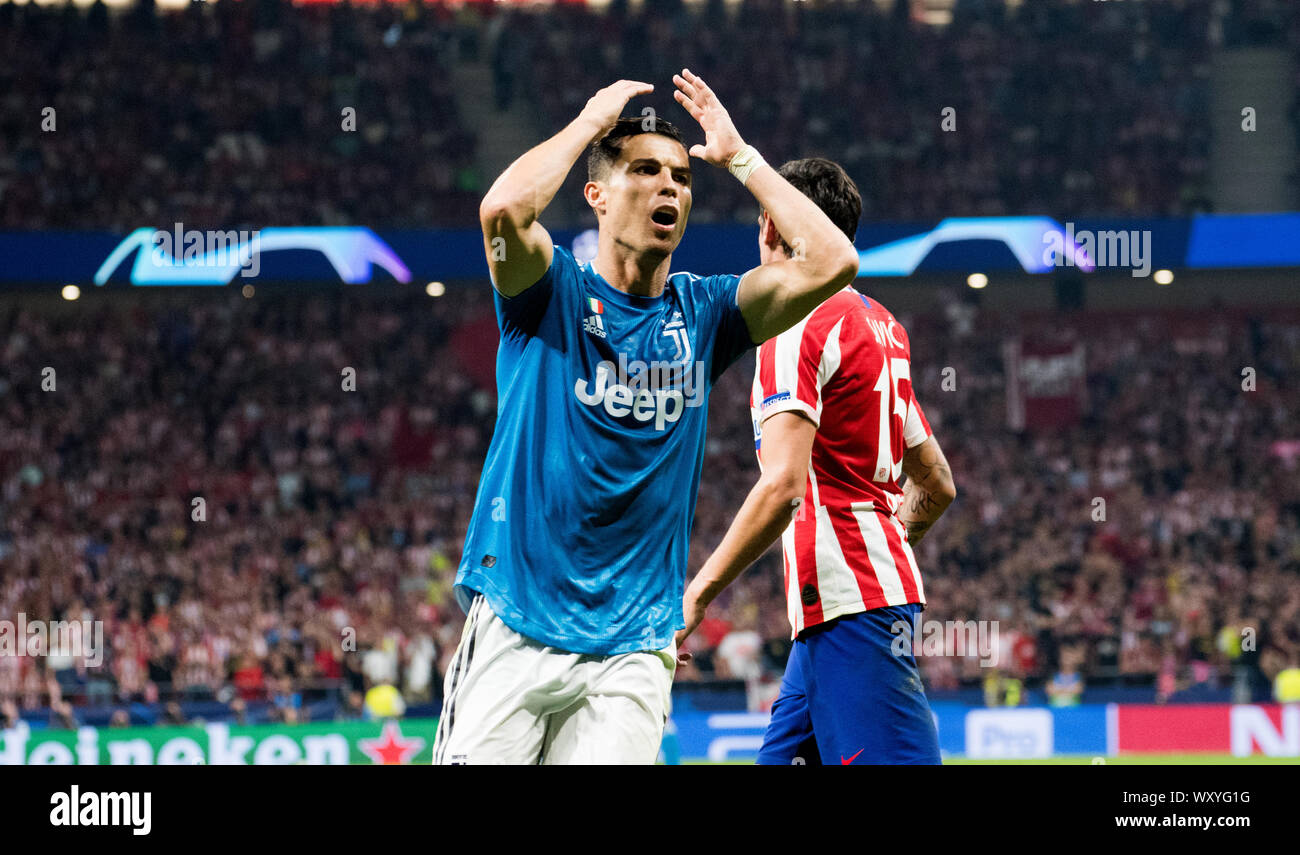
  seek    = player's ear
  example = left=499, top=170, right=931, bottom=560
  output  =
left=760, top=211, right=782, bottom=253
left=584, top=180, right=605, bottom=218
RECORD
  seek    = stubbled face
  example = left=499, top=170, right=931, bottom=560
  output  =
left=587, top=133, right=692, bottom=259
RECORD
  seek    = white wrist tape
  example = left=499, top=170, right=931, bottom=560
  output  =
left=727, top=145, right=766, bottom=186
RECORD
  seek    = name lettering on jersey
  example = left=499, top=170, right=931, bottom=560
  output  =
left=865, top=317, right=905, bottom=350
left=575, top=361, right=693, bottom=430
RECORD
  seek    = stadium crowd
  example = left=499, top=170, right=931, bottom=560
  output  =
left=2, top=289, right=1298, bottom=725
left=523, top=0, right=1231, bottom=226
left=3, top=0, right=1299, bottom=232
left=0, top=0, right=481, bottom=231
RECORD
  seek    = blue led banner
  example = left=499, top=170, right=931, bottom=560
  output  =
left=0, top=213, right=1295, bottom=286
left=1186, top=212, right=1300, bottom=269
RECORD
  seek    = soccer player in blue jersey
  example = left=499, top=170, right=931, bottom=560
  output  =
left=432, top=71, right=859, bottom=764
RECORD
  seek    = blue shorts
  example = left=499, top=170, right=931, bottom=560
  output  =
left=756, top=603, right=941, bottom=765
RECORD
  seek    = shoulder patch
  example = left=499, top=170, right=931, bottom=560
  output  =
left=761, top=390, right=791, bottom=409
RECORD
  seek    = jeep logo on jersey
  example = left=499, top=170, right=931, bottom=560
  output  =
left=574, top=361, right=698, bottom=430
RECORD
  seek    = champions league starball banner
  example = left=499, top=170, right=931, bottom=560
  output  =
left=1, top=213, right=1299, bottom=287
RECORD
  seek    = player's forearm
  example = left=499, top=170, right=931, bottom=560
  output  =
left=898, top=437, right=956, bottom=546
left=479, top=116, right=603, bottom=227
left=745, top=165, right=859, bottom=296
left=898, top=476, right=955, bottom=546
left=687, top=474, right=802, bottom=609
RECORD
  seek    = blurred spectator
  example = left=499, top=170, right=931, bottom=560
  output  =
left=1, top=698, right=20, bottom=731
left=270, top=675, right=301, bottom=719
left=337, top=690, right=367, bottom=722
left=363, top=680, right=406, bottom=720
left=982, top=670, right=1023, bottom=708
left=1274, top=652, right=1300, bottom=703
left=161, top=701, right=187, bottom=726
left=49, top=699, right=78, bottom=730
left=1046, top=647, right=1085, bottom=707
left=232, top=652, right=266, bottom=702
left=402, top=632, right=437, bottom=704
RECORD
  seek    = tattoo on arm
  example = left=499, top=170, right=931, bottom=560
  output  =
left=905, top=518, right=934, bottom=542
left=899, top=441, right=954, bottom=546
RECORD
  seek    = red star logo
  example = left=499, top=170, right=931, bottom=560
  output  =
left=359, top=721, right=426, bottom=765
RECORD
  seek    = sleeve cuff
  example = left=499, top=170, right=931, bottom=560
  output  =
left=758, top=397, right=820, bottom=430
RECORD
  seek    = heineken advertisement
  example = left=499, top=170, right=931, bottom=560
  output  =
left=0, top=718, right=438, bottom=765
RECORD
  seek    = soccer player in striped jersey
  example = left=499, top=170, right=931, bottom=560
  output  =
left=433, top=74, right=860, bottom=764
left=676, top=157, right=956, bottom=764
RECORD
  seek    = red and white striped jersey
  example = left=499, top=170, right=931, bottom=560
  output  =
left=750, top=287, right=932, bottom=637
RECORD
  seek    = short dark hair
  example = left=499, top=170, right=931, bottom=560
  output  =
left=772, top=157, right=862, bottom=253
left=587, top=117, right=687, bottom=182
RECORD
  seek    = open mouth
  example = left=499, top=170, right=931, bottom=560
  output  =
left=651, top=206, right=679, bottom=231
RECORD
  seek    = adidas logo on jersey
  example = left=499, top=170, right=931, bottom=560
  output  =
left=583, top=296, right=607, bottom=339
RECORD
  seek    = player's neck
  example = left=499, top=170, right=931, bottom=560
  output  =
left=592, top=244, right=670, bottom=299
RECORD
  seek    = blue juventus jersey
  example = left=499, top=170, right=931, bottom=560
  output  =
left=456, top=246, right=754, bottom=655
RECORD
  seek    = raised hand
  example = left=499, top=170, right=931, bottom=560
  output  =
left=672, top=69, right=746, bottom=168
left=577, top=79, right=655, bottom=140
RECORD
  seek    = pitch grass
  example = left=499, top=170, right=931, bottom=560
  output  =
left=948, top=754, right=1299, bottom=765
left=685, top=753, right=1298, bottom=765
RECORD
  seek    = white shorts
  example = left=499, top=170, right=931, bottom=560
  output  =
left=432, top=594, right=676, bottom=765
